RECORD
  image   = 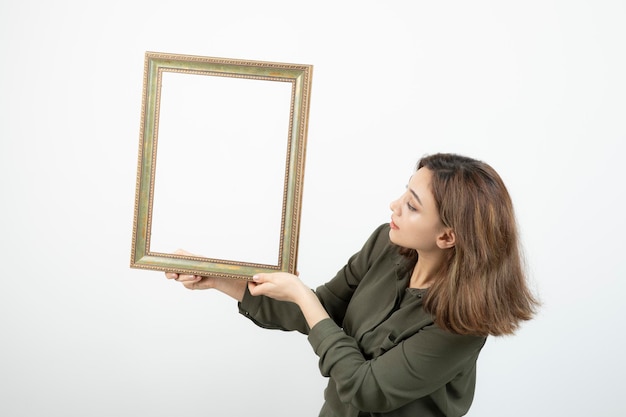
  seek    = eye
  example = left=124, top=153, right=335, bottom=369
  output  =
left=407, top=202, right=417, bottom=211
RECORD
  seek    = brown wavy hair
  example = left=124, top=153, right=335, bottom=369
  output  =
left=409, top=153, right=539, bottom=336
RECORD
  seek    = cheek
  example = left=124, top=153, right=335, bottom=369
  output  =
left=403, top=216, right=439, bottom=243
left=389, top=227, right=421, bottom=250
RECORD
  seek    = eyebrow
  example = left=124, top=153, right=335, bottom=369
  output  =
left=408, top=187, right=423, bottom=206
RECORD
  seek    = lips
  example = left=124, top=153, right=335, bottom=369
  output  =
left=390, top=219, right=399, bottom=230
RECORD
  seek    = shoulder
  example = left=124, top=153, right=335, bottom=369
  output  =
left=350, top=223, right=402, bottom=268
left=362, top=223, right=393, bottom=254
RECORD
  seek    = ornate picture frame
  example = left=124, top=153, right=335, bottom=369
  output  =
left=131, top=52, right=313, bottom=279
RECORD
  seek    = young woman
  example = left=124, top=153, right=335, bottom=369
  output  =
left=166, top=153, right=539, bottom=417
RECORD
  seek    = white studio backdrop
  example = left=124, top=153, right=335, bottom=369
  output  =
left=1, top=1, right=625, bottom=416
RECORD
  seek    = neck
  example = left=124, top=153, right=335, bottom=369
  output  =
left=409, top=268, right=432, bottom=289
left=409, top=252, right=445, bottom=289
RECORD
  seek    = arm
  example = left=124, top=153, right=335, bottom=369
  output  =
left=308, top=320, right=486, bottom=413
left=248, top=273, right=329, bottom=329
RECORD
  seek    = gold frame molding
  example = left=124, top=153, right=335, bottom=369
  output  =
left=130, top=51, right=313, bottom=279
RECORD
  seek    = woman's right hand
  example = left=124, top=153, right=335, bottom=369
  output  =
left=165, top=249, right=215, bottom=290
left=164, top=248, right=247, bottom=301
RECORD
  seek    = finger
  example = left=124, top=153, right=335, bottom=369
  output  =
left=248, top=281, right=266, bottom=296
left=247, top=280, right=262, bottom=295
left=165, top=272, right=179, bottom=280
left=176, top=274, right=198, bottom=282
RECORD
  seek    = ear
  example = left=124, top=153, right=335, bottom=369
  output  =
left=436, top=228, right=456, bottom=249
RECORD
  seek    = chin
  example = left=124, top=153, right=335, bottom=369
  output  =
left=388, top=229, right=401, bottom=245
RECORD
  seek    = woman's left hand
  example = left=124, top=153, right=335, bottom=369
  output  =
left=248, top=272, right=331, bottom=329
left=247, top=272, right=308, bottom=304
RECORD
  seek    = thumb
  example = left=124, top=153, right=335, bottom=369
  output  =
left=252, top=273, right=268, bottom=283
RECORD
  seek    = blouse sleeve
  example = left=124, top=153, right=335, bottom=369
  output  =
left=308, top=318, right=486, bottom=413
left=238, top=286, right=310, bottom=334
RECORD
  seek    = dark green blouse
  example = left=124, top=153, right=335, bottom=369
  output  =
left=239, top=224, right=486, bottom=417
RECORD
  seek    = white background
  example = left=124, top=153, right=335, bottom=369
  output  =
left=1, top=1, right=625, bottom=416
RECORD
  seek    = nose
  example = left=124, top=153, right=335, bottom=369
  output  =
left=390, top=196, right=401, bottom=214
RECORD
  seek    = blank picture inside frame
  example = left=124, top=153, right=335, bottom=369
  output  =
left=150, top=71, right=293, bottom=265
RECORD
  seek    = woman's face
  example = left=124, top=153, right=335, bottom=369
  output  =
left=389, top=167, right=447, bottom=253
